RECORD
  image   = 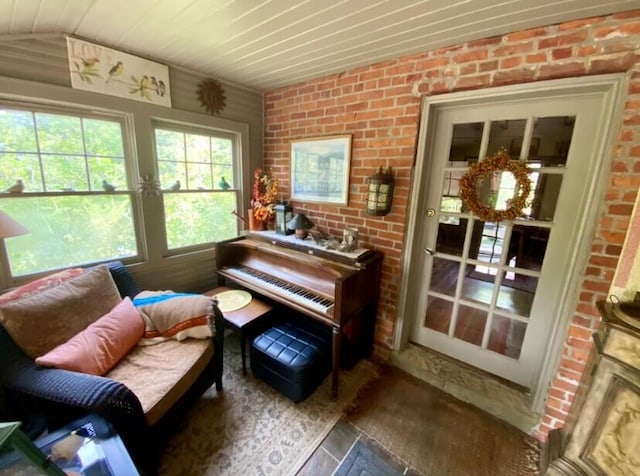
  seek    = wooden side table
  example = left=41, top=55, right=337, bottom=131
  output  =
left=205, top=286, right=272, bottom=375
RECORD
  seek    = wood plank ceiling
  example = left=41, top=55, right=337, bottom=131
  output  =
left=1, top=0, right=639, bottom=92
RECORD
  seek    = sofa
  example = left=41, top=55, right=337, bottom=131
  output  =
left=0, top=261, right=224, bottom=471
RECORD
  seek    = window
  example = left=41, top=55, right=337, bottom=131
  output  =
left=154, top=125, right=238, bottom=250
left=0, top=106, right=137, bottom=277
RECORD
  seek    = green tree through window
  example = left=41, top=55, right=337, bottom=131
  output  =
left=0, top=106, right=136, bottom=276
left=154, top=126, right=237, bottom=250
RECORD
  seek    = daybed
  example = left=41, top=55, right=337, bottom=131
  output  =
left=0, top=261, right=224, bottom=471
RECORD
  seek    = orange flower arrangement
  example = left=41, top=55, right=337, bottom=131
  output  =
left=251, top=168, right=279, bottom=223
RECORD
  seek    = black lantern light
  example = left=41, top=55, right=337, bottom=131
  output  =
left=274, top=201, right=294, bottom=235
left=365, top=167, right=394, bottom=216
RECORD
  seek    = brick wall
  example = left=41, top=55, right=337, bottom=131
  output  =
left=264, top=10, right=640, bottom=440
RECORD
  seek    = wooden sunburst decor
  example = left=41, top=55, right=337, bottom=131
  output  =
left=196, top=78, right=226, bottom=115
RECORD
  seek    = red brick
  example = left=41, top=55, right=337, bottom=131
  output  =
left=500, top=56, right=523, bottom=68
left=558, top=17, right=606, bottom=31
left=526, top=53, right=547, bottom=63
left=453, top=49, right=489, bottom=63
left=455, top=74, right=491, bottom=90
left=493, top=69, right=535, bottom=86
left=479, top=60, right=499, bottom=71
left=590, top=53, right=637, bottom=74
left=493, top=42, right=534, bottom=56
left=552, top=48, right=574, bottom=60
left=506, top=27, right=549, bottom=41
left=539, top=31, right=588, bottom=48
left=538, top=62, right=586, bottom=80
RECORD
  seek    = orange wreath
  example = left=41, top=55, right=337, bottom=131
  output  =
left=459, top=150, right=531, bottom=222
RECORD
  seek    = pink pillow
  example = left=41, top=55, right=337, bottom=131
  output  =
left=35, top=297, right=145, bottom=376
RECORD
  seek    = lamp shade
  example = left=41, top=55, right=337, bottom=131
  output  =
left=0, top=211, right=28, bottom=239
left=286, top=214, right=314, bottom=239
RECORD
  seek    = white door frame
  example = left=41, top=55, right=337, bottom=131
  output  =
left=394, top=74, right=627, bottom=412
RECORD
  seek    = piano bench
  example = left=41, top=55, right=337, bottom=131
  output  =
left=250, top=322, right=331, bottom=403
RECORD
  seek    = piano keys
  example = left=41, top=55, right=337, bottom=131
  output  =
left=215, top=233, right=383, bottom=397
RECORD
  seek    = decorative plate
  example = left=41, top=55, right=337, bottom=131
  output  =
left=215, top=289, right=252, bottom=312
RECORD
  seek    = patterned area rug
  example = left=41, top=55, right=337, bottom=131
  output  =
left=159, top=332, right=378, bottom=475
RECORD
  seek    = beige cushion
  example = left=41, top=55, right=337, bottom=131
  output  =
left=0, top=265, right=122, bottom=359
left=106, top=338, right=214, bottom=425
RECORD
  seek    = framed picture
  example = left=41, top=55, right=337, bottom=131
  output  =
left=290, top=135, right=352, bottom=205
left=66, top=37, right=171, bottom=107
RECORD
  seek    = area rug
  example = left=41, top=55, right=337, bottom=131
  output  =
left=335, top=437, right=406, bottom=476
left=344, top=366, right=540, bottom=476
left=159, top=332, right=378, bottom=475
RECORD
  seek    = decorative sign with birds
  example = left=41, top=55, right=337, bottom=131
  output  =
left=66, top=37, right=171, bottom=108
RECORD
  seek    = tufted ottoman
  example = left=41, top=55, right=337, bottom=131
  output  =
left=250, top=322, right=331, bottom=402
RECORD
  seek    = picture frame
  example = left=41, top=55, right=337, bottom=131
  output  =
left=290, top=135, right=352, bottom=206
left=66, top=37, right=171, bottom=107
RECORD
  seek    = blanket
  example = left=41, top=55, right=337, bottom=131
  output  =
left=133, top=291, right=216, bottom=346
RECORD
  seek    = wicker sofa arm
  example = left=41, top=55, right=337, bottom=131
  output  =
left=1, top=325, right=145, bottom=425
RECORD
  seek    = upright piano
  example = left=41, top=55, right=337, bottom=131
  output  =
left=215, top=232, right=383, bottom=397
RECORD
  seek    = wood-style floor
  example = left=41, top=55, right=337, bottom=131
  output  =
left=298, top=366, right=540, bottom=475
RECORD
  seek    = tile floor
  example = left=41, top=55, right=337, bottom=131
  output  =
left=297, top=420, right=420, bottom=475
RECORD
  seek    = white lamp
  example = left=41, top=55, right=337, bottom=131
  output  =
left=0, top=211, right=28, bottom=239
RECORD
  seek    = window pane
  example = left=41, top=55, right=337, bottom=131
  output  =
left=187, top=162, right=212, bottom=190
left=41, top=156, right=88, bottom=192
left=186, top=134, right=211, bottom=163
left=454, top=304, right=487, bottom=346
left=83, top=118, right=124, bottom=157
left=488, top=316, right=526, bottom=359
left=1, top=196, right=137, bottom=276
left=155, top=129, right=184, bottom=161
left=429, top=258, right=459, bottom=297
left=424, top=296, right=452, bottom=334
left=0, top=110, right=37, bottom=152
left=0, top=153, right=43, bottom=192
left=35, top=113, right=84, bottom=154
left=164, top=192, right=237, bottom=249
left=158, top=160, right=186, bottom=190
left=448, top=122, right=482, bottom=164
left=88, top=157, right=127, bottom=192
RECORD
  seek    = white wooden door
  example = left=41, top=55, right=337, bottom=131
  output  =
left=410, top=91, right=608, bottom=388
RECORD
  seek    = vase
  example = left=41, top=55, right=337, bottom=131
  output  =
left=248, top=209, right=267, bottom=231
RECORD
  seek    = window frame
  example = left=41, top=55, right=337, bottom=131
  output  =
left=0, top=99, right=144, bottom=280
left=152, top=119, right=243, bottom=256
left=0, top=76, right=251, bottom=291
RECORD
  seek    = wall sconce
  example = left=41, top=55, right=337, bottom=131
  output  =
left=365, top=167, right=394, bottom=216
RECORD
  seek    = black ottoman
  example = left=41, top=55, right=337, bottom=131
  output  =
left=250, top=322, right=331, bottom=402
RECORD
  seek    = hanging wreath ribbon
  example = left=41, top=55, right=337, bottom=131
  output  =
left=459, top=150, right=531, bottom=222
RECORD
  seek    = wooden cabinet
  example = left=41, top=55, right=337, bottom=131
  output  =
left=546, top=302, right=640, bottom=475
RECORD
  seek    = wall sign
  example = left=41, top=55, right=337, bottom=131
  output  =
left=66, top=37, right=172, bottom=108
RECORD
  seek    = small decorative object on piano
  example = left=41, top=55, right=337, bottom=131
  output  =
left=275, top=201, right=294, bottom=235
left=251, top=168, right=278, bottom=229
left=342, top=227, right=359, bottom=251
left=287, top=213, right=314, bottom=239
